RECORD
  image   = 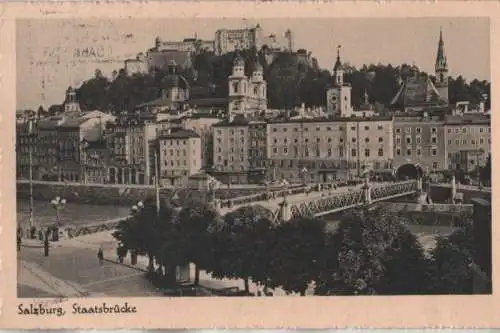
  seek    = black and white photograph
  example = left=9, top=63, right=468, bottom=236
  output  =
left=15, top=17, right=492, bottom=298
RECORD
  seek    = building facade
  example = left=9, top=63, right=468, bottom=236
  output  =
left=212, top=115, right=250, bottom=184
left=267, top=116, right=394, bottom=183
left=444, top=114, right=491, bottom=173
left=392, top=113, right=447, bottom=172
left=158, top=129, right=202, bottom=186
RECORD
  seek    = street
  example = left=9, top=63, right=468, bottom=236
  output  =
left=18, top=239, right=163, bottom=298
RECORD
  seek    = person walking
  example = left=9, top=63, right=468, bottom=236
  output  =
left=97, top=247, right=104, bottom=265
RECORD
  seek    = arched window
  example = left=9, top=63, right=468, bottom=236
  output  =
left=233, top=82, right=239, bottom=94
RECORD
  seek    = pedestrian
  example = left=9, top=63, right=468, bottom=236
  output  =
left=97, top=247, right=104, bottom=265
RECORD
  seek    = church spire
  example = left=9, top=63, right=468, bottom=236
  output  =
left=333, top=45, right=342, bottom=71
left=435, top=27, right=448, bottom=72
left=333, top=45, right=344, bottom=86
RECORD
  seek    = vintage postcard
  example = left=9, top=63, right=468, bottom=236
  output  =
left=0, top=1, right=499, bottom=329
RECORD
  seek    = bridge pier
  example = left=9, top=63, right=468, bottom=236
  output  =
left=279, top=198, right=291, bottom=222
left=362, top=178, right=372, bottom=205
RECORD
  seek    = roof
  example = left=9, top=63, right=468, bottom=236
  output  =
left=268, top=115, right=393, bottom=124
left=390, top=75, right=448, bottom=108
left=213, top=114, right=250, bottom=127
left=137, top=98, right=185, bottom=108
left=445, top=114, right=490, bottom=125
left=188, top=97, right=228, bottom=107
left=59, top=117, right=90, bottom=128
left=158, top=129, right=200, bottom=140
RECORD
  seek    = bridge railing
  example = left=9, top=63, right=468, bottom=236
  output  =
left=218, top=185, right=311, bottom=209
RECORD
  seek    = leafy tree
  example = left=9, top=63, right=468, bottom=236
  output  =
left=112, top=197, right=176, bottom=274
left=206, top=205, right=274, bottom=293
left=480, top=154, right=491, bottom=186
left=316, top=205, right=429, bottom=295
left=266, top=216, right=326, bottom=296
left=176, top=199, right=220, bottom=285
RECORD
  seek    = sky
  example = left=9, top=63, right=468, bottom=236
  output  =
left=16, top=17, right=490, bottom=110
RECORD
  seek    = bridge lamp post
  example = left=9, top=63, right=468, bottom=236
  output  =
left=300, top=167, right=308, bottom=193
left=129, top=200, right=144, bottom=266
left=50, top=196, right=66, bottom=242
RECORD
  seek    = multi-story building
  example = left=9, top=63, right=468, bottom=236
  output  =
left=82, top=139, right=110, bottom=184
left=392, top=112, right=447, bottom=172
left=124, top=53, right=148, bottom=75
left=212, top=114, right=250, bottom=184
left=247, top=120, right=268, bottom=184
left=105, top=114, right=158, bottom=185
left=214, top=25, right=294, bottom=55
left=158, top=128, right=201, bottom=186
left=154, top=36, right=215, bottom=53
left=444, top=114, right=491, bottom=172
left=267, top=116, right=394, bottom=183
left=227, top=51, right=267, bottom=119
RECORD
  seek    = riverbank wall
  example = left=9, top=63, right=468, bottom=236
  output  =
left=16, top=181, right=268, bottom=207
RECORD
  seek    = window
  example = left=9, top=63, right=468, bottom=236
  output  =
left=352, top=138, right=356, bottom=143
left=406, top=137, right=412, bottom=144
left=364, top=126, right=370, bottom=130
left=448, top=140, right=452, bottom=145
left=462, top=128, right=467, bottom=133
left=316, top=138, right=321, bottom=143
left=431, top=136, right=437, bottom=144
left=340, top=138, right=344, bottom=143
left=378, top=137, right=384, bottom=143
left=351, top=126, right=356, bottom=131
left=432, top=162, right=438, bottom=169
left=328, top=148, right=332, bottom=156
left=377, top=124, right=383, bottom=130
left=327, top=127, right=332, bottom=131
left=396, top=128, right=401, bottom=134
left=480, top=127, right=484, bottom=133
left=273, top=148, right=277, bottom=153
left=328, top=138, right=332, bottom=143
left=406, top=127, right=412, bottom=134
left=447, top=128, right=452, bottom=134
left=283, top=128, right=288, bottom=132
left=462, top=140, right=467, bottom=145
left=455, top=139, right=460, bottom=145
left=396, top=148, right=401, bottom=156
left=305, top=138, right=309, bottom=143
left=431, top=127, right=437, bottom=133
left=273, top=139, right=277, bottom=144
left=351, top=149, right=357, bottom=157
left=294, top=128, right=298, bottom=132
left=396, top=136, right=401, bottom=144
left=316, top=127, right=320, bottom=131
left=432, top=149, right=437, bottom=156
left=416, top=127, right=422, bottom=134
left=364, top=149, right=370, bottom=157
left=378, top=148, right=383, bottom=157
left=416, top=149, right=421, bottom=156
left=406, top=149, right=411, bottom=156
left=480, top=138, right=484, bottom=144
left=283, top=147, right=288, bottom=154
left=365, top=138, right=370, bottom=143
left=304, top=127, right=309, bottom=131
left=471, top=139, right=476, bottom=145
left=416, top=136, right=421, bottom=144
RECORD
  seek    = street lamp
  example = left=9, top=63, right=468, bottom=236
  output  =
left=51, top=196, right=66, bottom=227
left=80, top=139, right=89, bottom=184
left=300, top=167, right=308, bottom=188
left=131, top=200, right=144, bottom=215
left=49, top=196, right=66, bottom=242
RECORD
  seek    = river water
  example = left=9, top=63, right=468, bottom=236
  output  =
left=17, top=200, right=130, bottom=228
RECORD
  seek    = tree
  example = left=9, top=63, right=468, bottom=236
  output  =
left=316, top=205, right=429, bottom=295
left=480, top=154, right=491, bottom=186
left=206, top=205, right=274, bottom=293
left=112, top=197, right=177, bottom=275
left=177, top=199, right=220, bottom=285
left=266, top=216, right=326, bottom=296
left=428, top=222, right=475, bottom=294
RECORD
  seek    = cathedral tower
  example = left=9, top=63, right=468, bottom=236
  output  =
left=435, top=28, right=449, bottom=103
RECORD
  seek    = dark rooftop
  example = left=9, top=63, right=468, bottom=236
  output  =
left=158, top=128, right=200, bottom=140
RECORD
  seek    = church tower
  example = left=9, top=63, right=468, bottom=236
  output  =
left=435, top=28, right=449, bottom=103
left=228, top=50, right=249, bottom=116
left=326, top=45, right=352, bottom=117
left=64, top=86, right=81, bottom=113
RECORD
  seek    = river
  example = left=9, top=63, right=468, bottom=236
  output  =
left=17, top=200, right=130, bottom=228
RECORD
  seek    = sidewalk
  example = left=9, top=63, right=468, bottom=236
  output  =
left=58, top=230, right=314, bottom=296
left=19, top=259, right=89, bottom=297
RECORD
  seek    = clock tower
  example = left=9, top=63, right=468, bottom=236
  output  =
left=326, top=45, right=352, bottom=117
